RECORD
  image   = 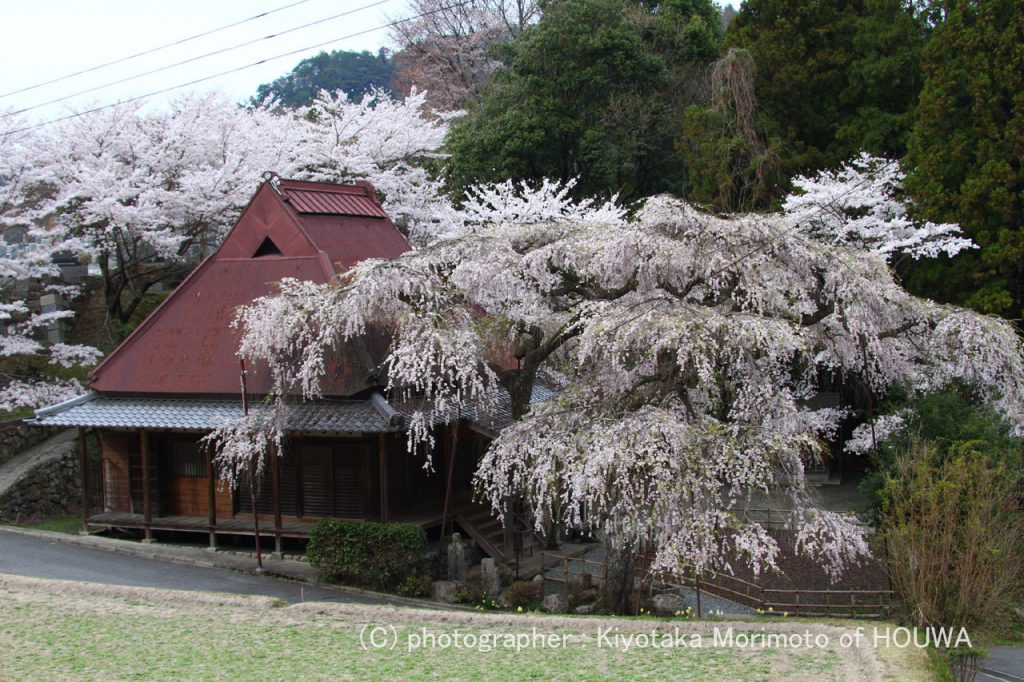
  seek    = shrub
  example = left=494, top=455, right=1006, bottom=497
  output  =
left=502, top=580, right=542, bottom=610
left=457, top=574, right=488, bottom=604
left=881, top=439, right=1024, bottom=630
left=307, top=518, right=428, bottom=591
left=395, top=574, right=433, bottom=599
left=567, top=576, right=598, bottom=608
left=861, top=388, right=1023, bottom=522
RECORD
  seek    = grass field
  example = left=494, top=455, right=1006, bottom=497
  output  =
left=0, top=573, right=932, bottom=681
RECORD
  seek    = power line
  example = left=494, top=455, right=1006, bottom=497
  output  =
left=0, top=0, right=319, bottom=101
left=6, top=0, right=473, bottom=136
left=2, top=0, right=394, bottom=119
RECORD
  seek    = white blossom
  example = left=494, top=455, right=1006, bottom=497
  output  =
left=48, top=343, right=104, bottom=369
left=201, top=410, right=284, bottom=489
left=232, top=194, right=1024, bottom=579
left=784, top=152, right=975, bottom=261
left=0, top=378, right=84, bottom=412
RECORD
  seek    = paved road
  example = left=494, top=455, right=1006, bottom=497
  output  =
left=978, top=647, right=1024, bottom=682
left=0, top=530, right=385, bottom=605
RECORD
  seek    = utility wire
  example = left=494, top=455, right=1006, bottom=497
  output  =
left=6, top=0, right=473, bottom=136
left=2, top=0, right=394, bottom=119
left=0, top=0, right=319, bottom=101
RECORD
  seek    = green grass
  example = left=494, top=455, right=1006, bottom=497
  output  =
left=0, top=585, right=862, bottom=681
left=15, top=515, right=83, bottom=534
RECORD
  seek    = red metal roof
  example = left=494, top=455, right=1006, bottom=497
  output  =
left=284, top=187, right=388, bottom=218
left=277, top=178, right=388, bottom=219
left=89, top=178, right=410, bottom=396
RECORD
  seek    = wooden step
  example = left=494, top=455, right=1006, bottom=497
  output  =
left=455, top=514, right=504, bottom=562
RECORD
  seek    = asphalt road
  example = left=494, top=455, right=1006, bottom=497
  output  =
left=978, top=647, right=1024, bottom=682
left=0, top=530, right=385, bottom=605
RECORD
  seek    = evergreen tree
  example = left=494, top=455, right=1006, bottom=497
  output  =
left=903, top=0, right=1024, bottom=317
left=444, top=0, right=722, bottom=202
left=253, top=49, right=394, bottom=107
left=726, top=0, right=928, bottom=175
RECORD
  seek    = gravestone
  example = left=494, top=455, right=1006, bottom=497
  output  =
left=480, top=558, right=501, bottom=596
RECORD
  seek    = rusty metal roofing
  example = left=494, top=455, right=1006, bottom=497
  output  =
left=32, top=393, right=403, bottom=433
left=283, top=187, right=388, bottom=218
left=88, top=178, right=410, bottom=396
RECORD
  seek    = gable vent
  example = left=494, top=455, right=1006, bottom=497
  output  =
left=253, top=236, right=283, bottom=258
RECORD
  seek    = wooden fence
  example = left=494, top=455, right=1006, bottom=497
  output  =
left=538, top=549, right=894, bottom=619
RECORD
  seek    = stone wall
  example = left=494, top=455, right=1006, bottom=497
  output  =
left=0, top=430, right=79, bottom=523
left=0, top=420, right=62, bottom=468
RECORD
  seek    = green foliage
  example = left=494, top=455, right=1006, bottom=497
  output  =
left=306, top=518, right=427, bottom=591
left=861, top=388, right=1023, bottom=520
left=253, top=49, right=394, bottom=108
left=726, top=0, right=928, bottom=177
left=395, top=574, right=433, bottom=598
left=903, top=0, right=1024, bottom=317
left=108, top=290, right=170, bottom=344
left=880, top=439, right=1024, bottom=630
left=445, top=0, right=722, bottom=202
left=678, top=48, right=786, bottom=211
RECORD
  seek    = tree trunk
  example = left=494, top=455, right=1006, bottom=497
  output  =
left=602, top=535, right=636, bottom=615
left=502, top=359, right=539, bottom=557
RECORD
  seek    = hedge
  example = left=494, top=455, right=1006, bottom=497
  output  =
left=306, top=518, right=428, bottom=591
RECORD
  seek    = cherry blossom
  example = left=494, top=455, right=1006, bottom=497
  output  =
left=228, top=193, right=1024, bottom=581
left=784, top=153, right=975, bottom=261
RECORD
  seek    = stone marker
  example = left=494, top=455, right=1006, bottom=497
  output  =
left=481, top=558, right=501, bottom=595
left=447, top=532, right=468, bottom=582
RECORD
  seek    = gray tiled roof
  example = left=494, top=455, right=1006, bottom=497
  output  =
left=31, top=394, right=400, bottom=433
left=31, top=384, right=556, bottom=435
left=393, top=384, right=556, bottom=435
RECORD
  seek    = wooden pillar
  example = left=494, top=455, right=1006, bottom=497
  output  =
left=78, top=427, right=88, bottom=532
left=140, top=429, right=153, bottom=542
left=271, top=444, right=282, bottom=558
left=206, top=447, right=217, bottom=550
left=378, top=433, right=389, bottom=523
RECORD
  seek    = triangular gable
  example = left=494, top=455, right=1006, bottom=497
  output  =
left=89, top=177, right=410, bottom=396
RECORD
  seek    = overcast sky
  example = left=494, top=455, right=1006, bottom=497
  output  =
left=0, top=0, right=408, bottom=124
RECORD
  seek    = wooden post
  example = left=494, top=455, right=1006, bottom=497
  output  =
left=239, top=359, right=262, bottom=571
left=440, top=426, right=457, bottom=545
left=77, top=427, right=88, bottom=532
left=539, top=546, right=546, bottom=598
left=140, top=430, right=153, bottom=543
left=272, top=443, right=282, bottom=558
left=502, top=496, right=514, bottom=559
left=207, top=447, right=217, bottom=550
left=378, top=433, right=389, bottom=523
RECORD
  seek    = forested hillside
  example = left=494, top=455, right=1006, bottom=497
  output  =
left=383, top=0, right=1024, bottom=318
left=252, top=48, right=394, bottom=106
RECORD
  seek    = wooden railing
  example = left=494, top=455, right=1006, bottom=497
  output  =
left=538, top=550, right=895, bottom=619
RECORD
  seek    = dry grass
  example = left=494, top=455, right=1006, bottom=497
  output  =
left=0, top=573, right=930, bottom=681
